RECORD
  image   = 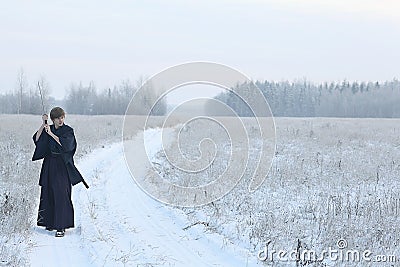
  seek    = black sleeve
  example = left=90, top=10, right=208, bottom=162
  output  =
left=32, top=131, right=49, bottom=161
left=33, top=131, right=43, bottom=144
left=57, top=127, right=76, bottom=153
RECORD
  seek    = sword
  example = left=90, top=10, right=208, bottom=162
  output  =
left=37, top=81, right=47, bottom=124
left=82, top=180, right=89, bottom=189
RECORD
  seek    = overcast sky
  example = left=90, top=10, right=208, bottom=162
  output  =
left=1, top=0, right=399, bottom=100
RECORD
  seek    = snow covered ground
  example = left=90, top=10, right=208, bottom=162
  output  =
left=28, top=128, right=259, bottom=266
left=23, top=117, right=400, bottom=266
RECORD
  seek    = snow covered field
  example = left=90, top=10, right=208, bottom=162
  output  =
left=145, top=118, right=400, bottom=267
left=29, top=132, right=257, bottom=266
left=1, top=115, right=400, bottom=266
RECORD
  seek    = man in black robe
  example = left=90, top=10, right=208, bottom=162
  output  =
left=32, top=107, right=88, bottom=237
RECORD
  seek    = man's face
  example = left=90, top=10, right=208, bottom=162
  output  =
left=53, top=116, right=64, bottom=127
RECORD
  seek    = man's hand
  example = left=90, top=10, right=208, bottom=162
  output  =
left=44, top=124, right=51, bottom=134
left=42, top=114, right=48, bottom=125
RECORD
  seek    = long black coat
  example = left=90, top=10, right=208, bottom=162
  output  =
left=32, top=124, right=85, bottom=187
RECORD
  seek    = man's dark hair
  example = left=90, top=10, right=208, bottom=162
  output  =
left=50, top=107, right=66, bottom=120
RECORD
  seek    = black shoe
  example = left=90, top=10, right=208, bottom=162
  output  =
left=45, top=227, right=54, bottom=231
left=55, top=229, right=65, bottom=237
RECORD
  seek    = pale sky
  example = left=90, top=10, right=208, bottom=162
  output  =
left=0, top=0, right=399, bottom=100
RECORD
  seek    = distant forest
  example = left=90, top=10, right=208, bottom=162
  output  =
left=0, top=71, right=166, bottom=116
left=212, top=79, right=400, bottom=118
left=1, top=70, right=399, bottom=117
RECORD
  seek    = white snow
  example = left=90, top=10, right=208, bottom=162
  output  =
left=28, top=128, right=258, bottom=266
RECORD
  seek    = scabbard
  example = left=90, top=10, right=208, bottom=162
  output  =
left=82, top=179, right=89, bottom=189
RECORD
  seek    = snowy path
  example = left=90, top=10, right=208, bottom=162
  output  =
left=28, top=130, right=258, bottom=266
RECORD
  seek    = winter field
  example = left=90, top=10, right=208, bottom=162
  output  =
left=1, top=115, right=400, bottom=266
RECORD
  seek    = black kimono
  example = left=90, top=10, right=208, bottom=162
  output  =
left=32, top=124, right=85, bottom=230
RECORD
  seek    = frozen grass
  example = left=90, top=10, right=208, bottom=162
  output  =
left=0, top=114, right=198, bottom=266
left=2, top=115, right=399, bottom=266
left=153, top=117, right=400, bottom=266
left=0, top=114, right=124, bottom=266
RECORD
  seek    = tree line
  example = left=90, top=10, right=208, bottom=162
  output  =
left=0, top=70, right=166, bottom=115
left=0, top=70, right=54, bottom=115
left=209, top=79, right=400, bottom=118
left=64, top=79, right=166, bottom=115
left=1, top=69, right=399, bottom=117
